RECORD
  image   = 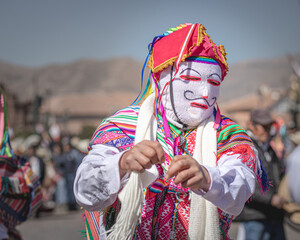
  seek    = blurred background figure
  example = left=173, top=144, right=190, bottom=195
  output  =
left=275, top=130, right=300, bottom=235
left=270, top=116, right=295, bottom=165
left=61, top=137, right=84, bottom=211
left=51, top=142, right=67, bottom=207
left=286, top=134, right=300, bottom=205
left=40, top=130, right=54, bottom=152
left=26, top=144, right=45, bottom=186
left=49, top=122, right=61, bottom=143
left=236, top=108, right=287, bottom=240
left=26, top=142, right=57, bottom=217
left=287, top=74, right=300, bottom=130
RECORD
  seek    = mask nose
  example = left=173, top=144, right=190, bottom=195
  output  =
left=202, top=83, right=209, bottom=97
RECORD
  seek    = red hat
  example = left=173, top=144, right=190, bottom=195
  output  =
left=147, top=23, right=228, bottom=81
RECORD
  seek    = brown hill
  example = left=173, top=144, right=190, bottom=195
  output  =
left=1, top=53, right=299, bottom=108
left=1, top=54, right=299, bottom=134
left=0, top=57, right=143, bottom=102
left=219, top=54, right=300, bottom=103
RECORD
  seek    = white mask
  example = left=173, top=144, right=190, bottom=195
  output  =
left=158, top=61, right=222, bottom=129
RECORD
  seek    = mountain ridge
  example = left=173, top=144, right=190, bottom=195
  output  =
left=1, top=54, right=299, bottom=104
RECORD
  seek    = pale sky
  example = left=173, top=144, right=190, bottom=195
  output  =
left=0, top=0, right=300, bottom=67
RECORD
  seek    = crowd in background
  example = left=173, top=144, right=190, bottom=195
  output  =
left=235, top=109, right=300, bottom=240
left=10, top=122, right=87, bottom=215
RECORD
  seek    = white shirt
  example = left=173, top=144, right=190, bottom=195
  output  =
left=74, top=143, right=257, bottom=216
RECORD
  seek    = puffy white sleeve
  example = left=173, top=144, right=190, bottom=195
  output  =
left=193, top=148, right=257, bottom=216
left=73, top=144, right=129, bottom=211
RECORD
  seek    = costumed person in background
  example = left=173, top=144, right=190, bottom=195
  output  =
left=0, top=89, right=43, bottom=240
left=74, top=23, right=269, bottom=240
left=235, top=109, right=286, bottom=240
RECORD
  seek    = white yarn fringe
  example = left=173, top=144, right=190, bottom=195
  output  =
left=106, top=94, right=158, bottom=239
left=106, top=172, right=144, bottom=240
left=188, top=115, right=220, bottom=240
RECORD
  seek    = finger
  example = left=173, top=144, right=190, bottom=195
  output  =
left=152, top=142, right=165, bottom=163
left=187, top=171, right=211, bottom=191
left=182, top=175, right=203, bottom=190
left=123, top=149, right=152, bottom=171
left=165, top=159, right=190, bottom=180
left=123, top=153, right=146, bottom=173
left=172, top=155, right=192, bottom=163
left=139, top=145, right=160, bottom=165
left=138, top=141, right=165, bottom=164
left=173, top=168, right=195, bottom=186
left=143, top=140, right=165, bottom=164
left=129, top=161, right=145, bottom=173
left=133, top=151, right=153, bottom=169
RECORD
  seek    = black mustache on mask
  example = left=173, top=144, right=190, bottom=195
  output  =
left=184, top=90, right=217, bottom=107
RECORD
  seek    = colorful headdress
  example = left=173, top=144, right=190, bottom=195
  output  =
left=148, top=23, right=228, bottom=81
left=132, top=23, right=228, bottom=106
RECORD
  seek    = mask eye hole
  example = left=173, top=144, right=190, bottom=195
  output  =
left=207, top=79, right=220, bottom=86
left=180, top=75, right=201, bottom=81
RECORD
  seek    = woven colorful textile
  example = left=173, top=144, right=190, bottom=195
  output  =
left=0, top=90, right=42, bottom=230
left=84, top=210, right=101, bottom=240
left=0, top=156, right=42, bottom=229
left=85, top=106, right=265, bottom=240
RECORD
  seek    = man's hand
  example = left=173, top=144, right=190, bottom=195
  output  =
left=119, top=140, right=165, bottom=178
left=165, top=155, right=211, bottom=192
left=271, top=194, right=287, bottom=209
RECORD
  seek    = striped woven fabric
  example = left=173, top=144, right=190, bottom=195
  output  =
left=216, top=116, right=258, bottom=173
left=0, top=156, right=43, bottom=230
left=85, top=210, right=101, bottom=240
left=89, top=106, right=140, bottom=149
left=85, top=107, right=265, bottom=240
left=217, top=116, right=253, bottom=156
